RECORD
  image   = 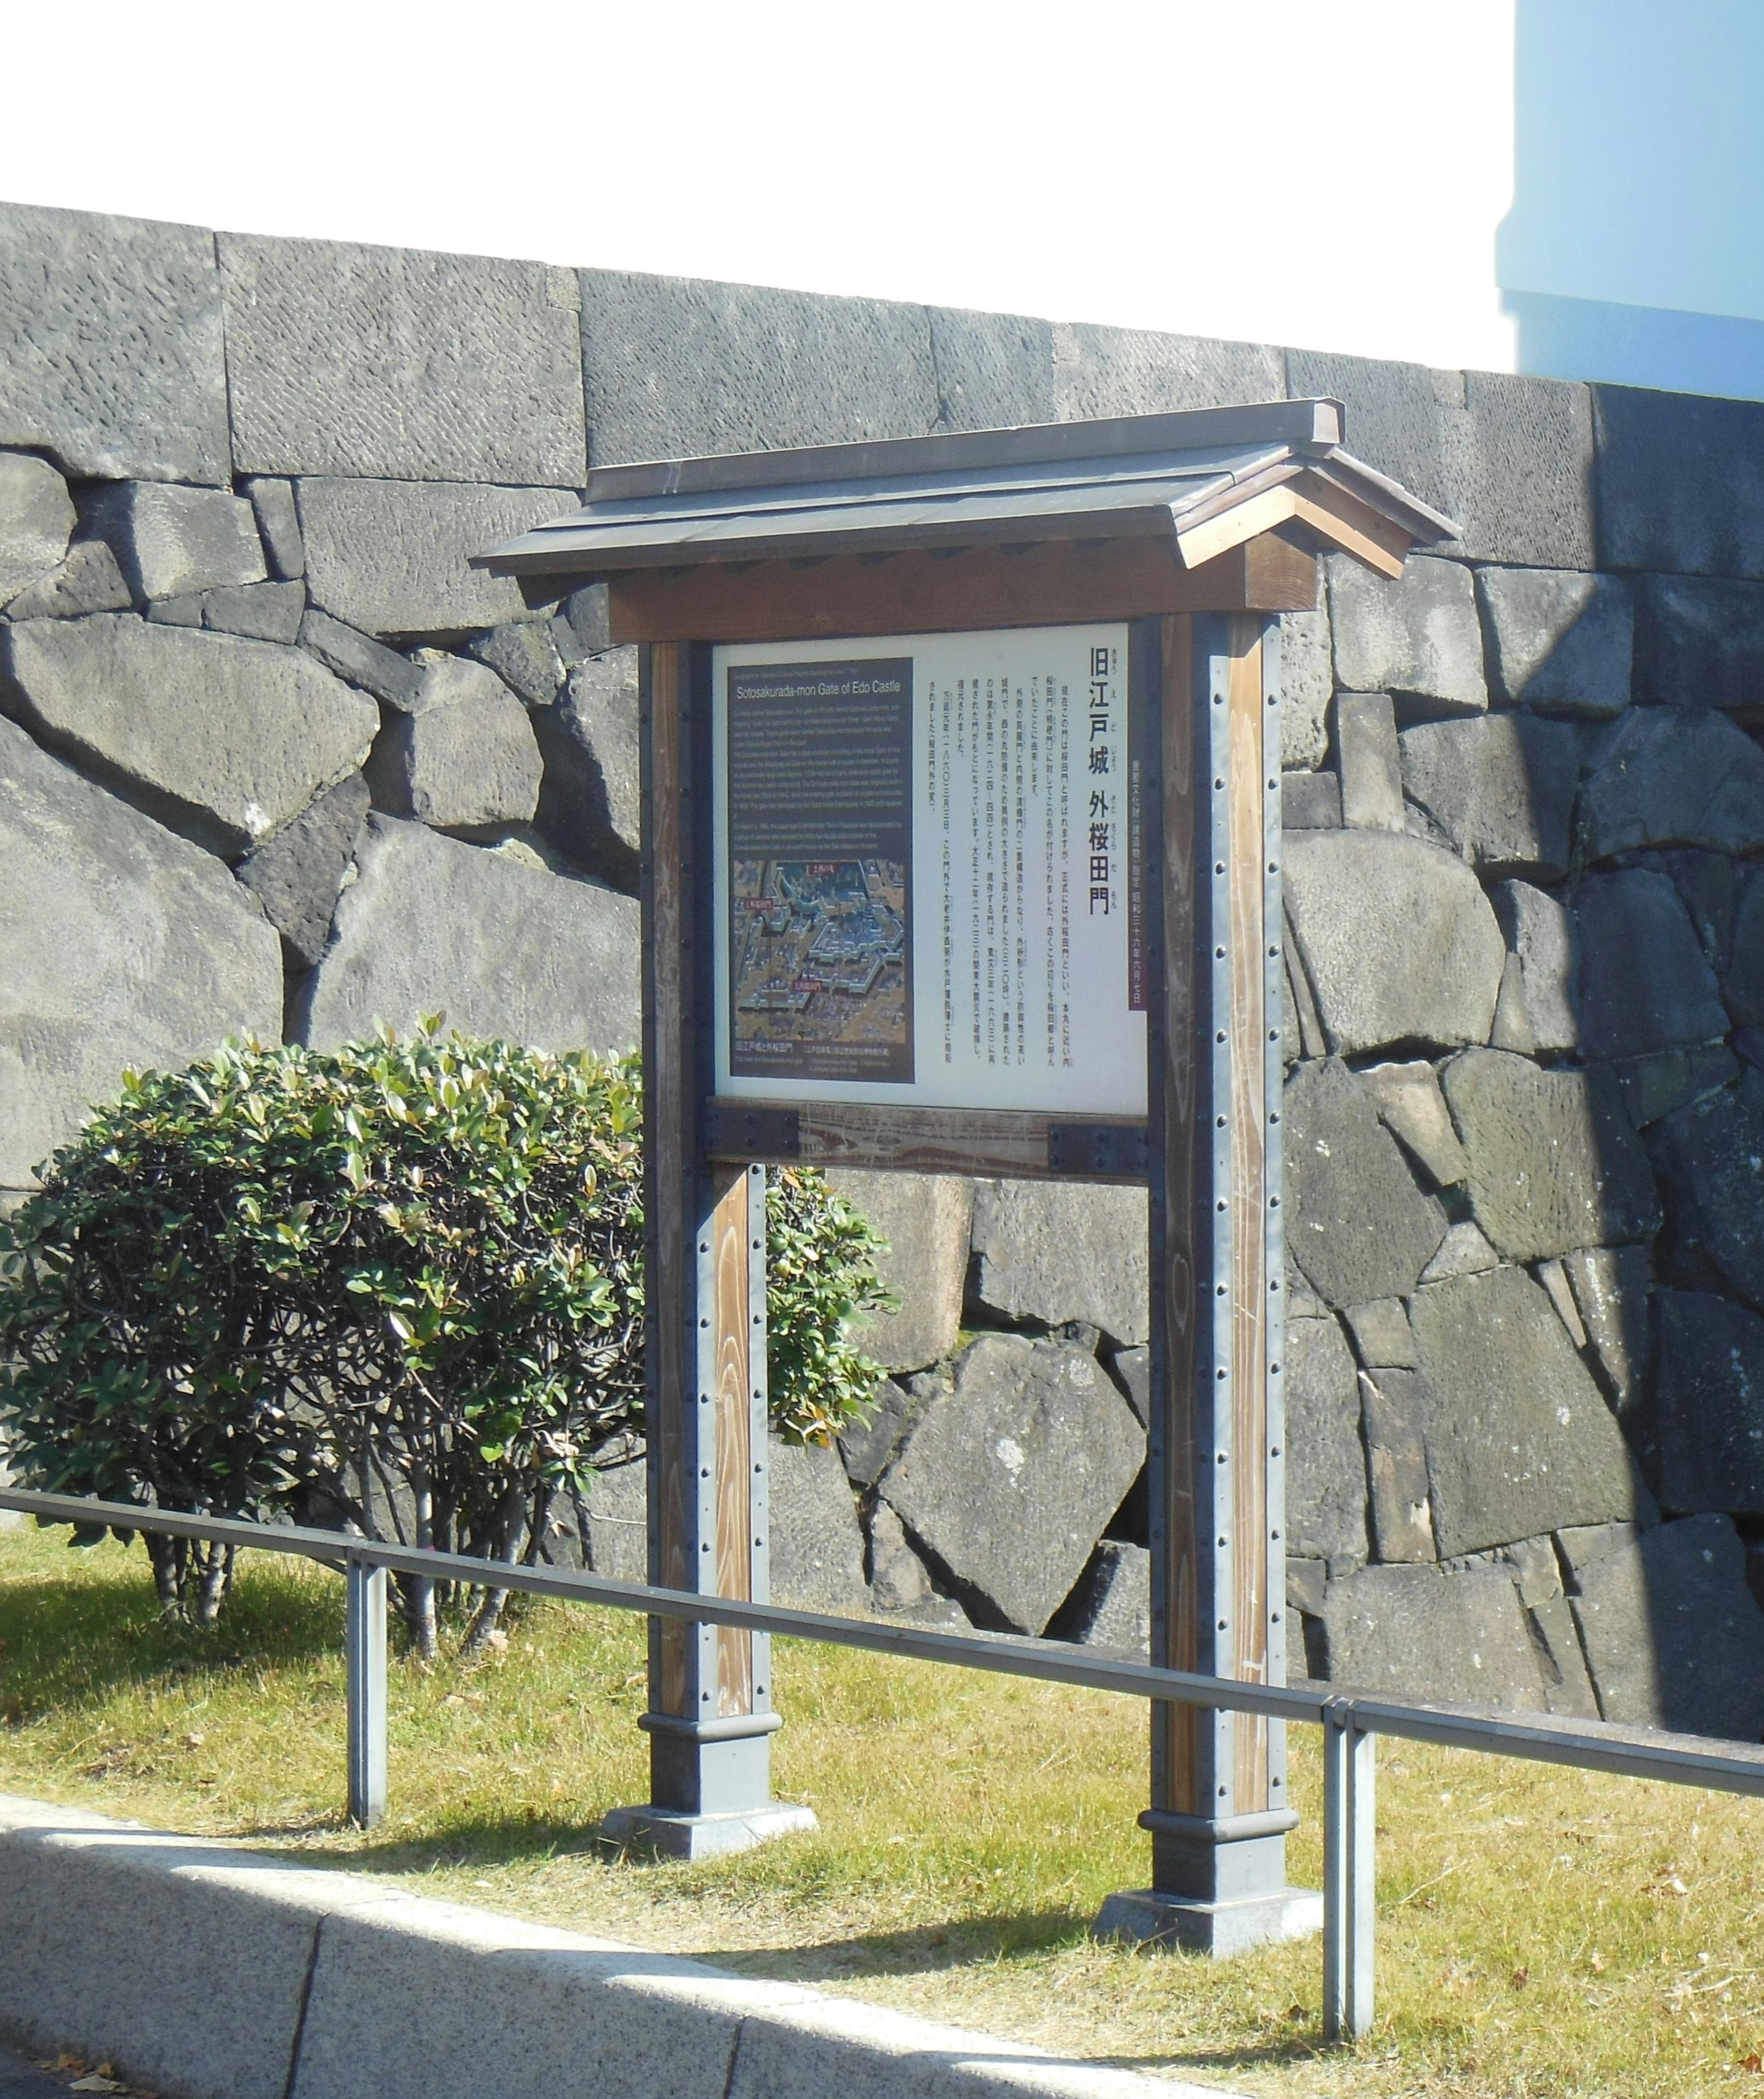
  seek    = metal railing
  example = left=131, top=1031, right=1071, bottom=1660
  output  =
left=6, top=1485, right=1764, bottom=2047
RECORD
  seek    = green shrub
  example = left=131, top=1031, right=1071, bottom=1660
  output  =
left=0, top=1028, right=891, bottom=1650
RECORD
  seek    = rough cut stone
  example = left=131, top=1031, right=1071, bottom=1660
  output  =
left=0, top=452, right=74, bottom=602
left=878, top=1332, right=1146, bottom=1634
left=1594, top=385, right=1764, bottom=580
left=553, top=584, right=611, bottom=662
left=84, top=483, right=265, bottom=603
left=296, top=816, right=640, bottom=1057
left=1278, top=603, right=1333, bottom=770
left=243, top=478, right=304, bottom=579
left=768, top=1437, right=868, bottom=1614
left=1051, top=1542, right=1150, bottom=1653
left=531, top=649, right=640, bottom=889
left=1477, top=567, right=1633, bottom=716
left=1336, top=692, right=1404, bottom=831
left=1651, top=1073, right=1764, bottom=1313
left=1284, top=828, right=1504, bottom=1055
left=1108, top=1345, right=1151, bottom=1427
left=297, top=610, right=424, bottom=710
left=1727, top=870, right=1764, bottom=1028
left=581, top=269, right=939, bottom=462
left=1284, top=1314, right=1369, bottom=1563
left=0, top=614, right=377, bottom=857
left=1284, top=1059, right=1447, bottom=1307
left=0, top=716, right=282, bottom=1185
left=1612, top=1042, right=1739, bottom=1128
left=467, top=620, right=565, bottom=707
left=297, top=479, right=567, bottom=636
left=1052, top=321, right=1284, bottom=419
left=866, top=1499, right=944, bottom=1615
left=968, top=1179, right=1149, bottom=1345
left=234, top=772, right=371, bottom=967
left=927, top=306, right=1057, bottom=430
left=1409, top=1264, right=1651, bottom=1556
left=823, top=1171, right=971, bottom=1374
left=1537, top=1257, right=1589, bottom=1349
left=1318, top=1564, right=1545, bottom=1710
left=202, top=580, right=305, bottom=645
left=1571, top=1513, right=1764, bottom=1739
left=1564, top=1244, right=1654, bottom=1421
left=1282, top=769, right=1340, bottom=830
left=1344, top=1299, right=1417, bottom=1369
left=365, top=664, right=542, bottom=830
left=0, top=202, right=230, bottom=484
left=1398, top=713, right=1581, bottom=877
left=1575, top=869, right=1728, bottom=1058
left=838, top=1376, right=933, bottom=1493
left=1636, top=573, right=1764, bottom=710
left=579, top=1459, right=645, bottom=1582
left=1357, top=1059, right=1469, bottom=1188
left=2, top=538, right=131, bottom=621
left=145, top=594, right=204, bottom=627
left=1326, top=553, right=1487, bottom=717
left=1578, top=706, right=1764, bottom=860
left=1440, top=1048, right=1661, bottom=1262
left=1528, top=1592, right=1602, bottom=1718
left=221, top=235, right=587, bottom=486
left=1489, top=880, right=1579, bottom=1053
left=1359, top=1368, right=1437, bottom=1563
left=1418, top=1220, right=1500, bottom=1284
left=1655, top=1291, right=1764, bottom=1516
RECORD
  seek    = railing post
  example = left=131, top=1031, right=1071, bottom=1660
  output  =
left=1322, top=1701, right=1376, bottom=2042
left=345, top=1553, right=388, bottom=1830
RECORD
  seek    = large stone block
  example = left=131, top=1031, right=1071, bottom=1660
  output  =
left=767, top=1437, right=867, bottom=1615
left=1574, top=868, right=1728, bottom=1059
left=1476, top=566, right=1633, bottom=716
left=220, top=234, right=587, bottom=486
left=0, top=451, right=74, bottom=603
left=297, top=479, right=569, bottom=637
left=1283, top=828, right=1505, bottom=1055
left=365, top=661, right=543, bottom=830
left=1440, top=1048, right=1661, bottom=1262
left=235, top=773, right=371, bottom=968
left=1317, top=1563, right=1545, bottom=1709
left=1577, top=706, right=1764, bottom=860
left=1594, top=384, right=1764, bottom=580
left=1327, top=554, right=1487, bottom=717
left=0, top=202, right=230, bottom=484
left=84, top=482, right=265, bottom=603
left=1655, top=1291, right=1764, bottom=1516
left=295, top=816, right=639, bottom=1058
left=0, top=614, right=378, bottom=858
left=1408, top=1264, right=1651, bottom=1556
left=531, top=649, right=640, bottom=890
left=968, top=1179, right=1148, bottom=1345
left=878, top=1333, right=1145, bottom=1634
left=4, top=537, right=133, bottom=621
left=1651, top=1072, right=1764, bottom=1313
left=927, top=307, right=1057, bottom=430
left=1288, top=352, right=1595, bottom=568
left=823, top=1170, right=971, bottom=1374
left=1489, top=880, right=1580, bottom=1053
left=579, top=269, right=939, bottom=463
left=1283, top=1314, right=1368, bottom=1563
left=1050, top=322, right=1284, bottom=418
left=1283, top=1059, right=1447, bottom=1308
left=1635, top=574, right=1764, bottom=711
left=0, top=717, right=282, bottom=1185
left=1277, top=603, right=1332, bottom=770
left=1571, top=1514, right=1764, bottom=1739
left=1398, top=713, right=1580, bottom=878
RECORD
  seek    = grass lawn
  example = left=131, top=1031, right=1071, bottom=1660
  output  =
left=5, top=1526, right=1764, bottom=2097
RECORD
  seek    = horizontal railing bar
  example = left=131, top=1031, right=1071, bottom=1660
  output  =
left=8, top=1487, right=1764, bottom=1798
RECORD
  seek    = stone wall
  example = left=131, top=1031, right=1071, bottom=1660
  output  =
left=6, top=200, right=1764, bottom=1734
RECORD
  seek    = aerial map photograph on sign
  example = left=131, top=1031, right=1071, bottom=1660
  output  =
left=712, top=628, right=1147, bottom=1116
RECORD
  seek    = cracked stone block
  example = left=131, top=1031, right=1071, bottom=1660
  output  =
left=1284, top=1059, right=1447, bottom=1308
left=1318, top=1563, right=1546, bottom=1709
left=1336, top=691, right=1404, bottom=831
left=878, top=1332, right=1145, bottom=1634
left=1477, top=566, right=1633, bottom=716
left=1489, top=880, right=1579, bottom=1054
left=1398, top=713, right=1581, bottom=878
left=1284, top=828, right=1504, bottom=1056
left=824, top=1170, right=971, bottom=1375
left=1327, top=553, right=1487, bottom=717
left=365, top=659, right=542, bottom=830
left=1285, top=1314, right=1369, bottom=1564
left=1357, top=1059, right=1469, bottom=1188
left=1440, top=1048, right=1660, bottom=1262
left=1652, top=1071, right=1764, bottom=1313
left=1575, top=868, right=1729, bottom=1059
left=969, top=1179, right=1149, bottom=1345
left=234, top=772, right=371, bottom=968
left=1049, top=1541, right=1150, bottom=1653
left=0, top=451, right=74, bottom=602
left=0, top=613, right=377, bottom=858
left=1578, top=706, right=1764, bottom=861
left=84, top=482, right=265, bottom=603
left=1656, top=1290, right=1764, bottom=1516
left=3, top=538, right=132, bottom=621
left=243, top=477, right=304, bottom=580
left=1359, top=1368, right=1436, bottom=1563
left=531, top=648, right=640, bottom=890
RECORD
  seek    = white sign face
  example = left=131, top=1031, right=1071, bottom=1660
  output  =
left=712, top=626, right=1147, bottom=1115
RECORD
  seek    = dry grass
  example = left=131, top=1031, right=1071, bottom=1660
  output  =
left=5, top=1525, right=1764, bottom=2096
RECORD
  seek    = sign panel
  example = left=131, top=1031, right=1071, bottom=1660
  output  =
left=712, top=627, right=1147, bottom=1115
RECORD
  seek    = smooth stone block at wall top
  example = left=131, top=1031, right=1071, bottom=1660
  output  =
left=580, top=269, right=941, bottom=464
left=926, top=306, right=1058, bottom=431
left=295, top=815, right=639, bottom=1059
left=1326, top=554, right=1487, bottom=717
left=968, top=1180, right=1149, bottom=1346
left=1317, top=1564, right=1545, bottom=1711
left=1577, top=706, right=1764, bottom=860
left=1594, top=385, right=1764, bottom=580
left=1476, top=567, right=1633, bottom=717
left=0, top=614, right=378, bottom=858
left=220, top=235, right=588, bottom=487
left=0, top=202, right=231, bottom=484
left=1398, top=713, right=1581, bottom=878
left=1050, top=321, right=1284, bottom=419
left=822, top=1169, right=972, bottom=1375
left=0, top=717, right=282, bottom=1187
left=297, top=480, right=570, bottom=637
left=0, top=452, right=74, bottom=603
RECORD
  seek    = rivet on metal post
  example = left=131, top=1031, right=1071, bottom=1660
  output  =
left=345, top=1553, right=388, bottom=1830
left=1322, top=1698, right=1376, bottom=2043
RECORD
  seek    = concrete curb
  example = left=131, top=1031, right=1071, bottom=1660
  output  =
left=0, top=1795, right=1224, bottom=2099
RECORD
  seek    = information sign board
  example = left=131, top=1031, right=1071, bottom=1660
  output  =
left=712, top=627, right=1146, bottom=1115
